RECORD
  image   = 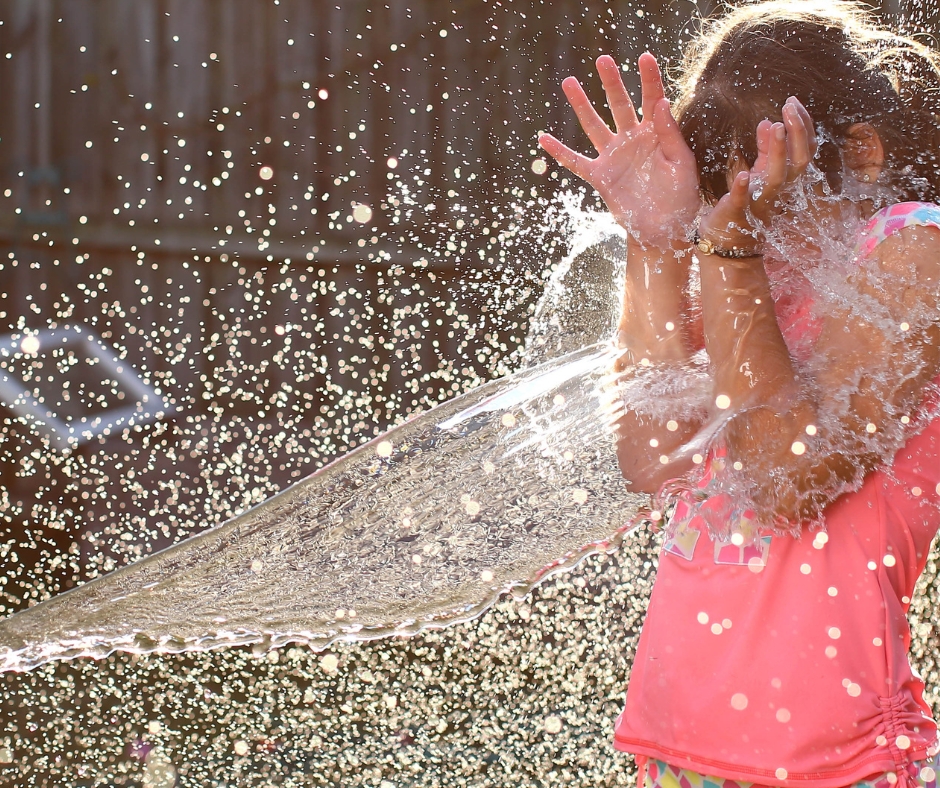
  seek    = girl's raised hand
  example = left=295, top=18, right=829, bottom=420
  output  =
left=698, top=97, right=818, bottom=250
left=749, top=97, right=818, bottom=224
left=539, top=53, right=701, bottom=250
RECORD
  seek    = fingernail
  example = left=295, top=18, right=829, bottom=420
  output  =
left=774, top=124, right=786, bottom=140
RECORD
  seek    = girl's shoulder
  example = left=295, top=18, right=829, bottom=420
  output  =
left=856, top=201, right=940, bottom=259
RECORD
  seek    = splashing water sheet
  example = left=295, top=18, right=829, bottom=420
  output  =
left=0, top=338, right=645, bottom=671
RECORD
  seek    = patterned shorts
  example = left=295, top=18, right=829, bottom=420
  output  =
left=645, top=755, right=940, bottom=788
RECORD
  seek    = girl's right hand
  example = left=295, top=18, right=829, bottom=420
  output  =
left=539, top=53, right=701, bottom=250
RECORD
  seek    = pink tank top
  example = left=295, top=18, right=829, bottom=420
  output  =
left=613, top=203, right=940, bottom=787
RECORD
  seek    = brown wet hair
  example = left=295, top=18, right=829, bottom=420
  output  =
left=672, top=0, right=940, bottom=203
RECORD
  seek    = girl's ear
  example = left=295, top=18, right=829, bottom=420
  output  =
left=842, top=122, right=884, bottom=183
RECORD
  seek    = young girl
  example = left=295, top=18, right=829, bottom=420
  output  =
left=540, top=2, right=940, bottom=786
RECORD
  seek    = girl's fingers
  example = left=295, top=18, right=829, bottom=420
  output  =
left=597, top=54, right=639, bottom=132
left=638, top=52, right=667, bottom=122
left=752, top=120, right=774, bottom=176
left=788, top=97, right=818, bottom=156
left=729, top=171, right=751, bottom=212
left=765, top=122, right=788, bottom=188
left=562, top=76, right=614, bottom=152
left=538, top=133, right=592, bottom=180
left=782, top=102, right=812, bottom=172
left=653, top=98, right=694, bottom=165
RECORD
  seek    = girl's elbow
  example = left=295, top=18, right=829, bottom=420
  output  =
left=617, top=447, right=691, bottom=495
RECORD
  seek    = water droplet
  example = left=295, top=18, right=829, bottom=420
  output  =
left=352, top=204, right=373, bottom=224
left=730, top=693, right=748, bottom=710
left=775, top=768, right=789, bottom=780
left=775, top=708, right=791, bottom=724
left=715, top=394, right=731, bottom=410
left=697, top=612, right=709, bottom=625
left=531, top=158, right=547, bottom=175
left=376, top=441, right=393, bottom=458
left=828, top=627, right=841, bottom=639
left=259, top=166, right=274, bottom=181
left=544, top=715, right=563, bottom=734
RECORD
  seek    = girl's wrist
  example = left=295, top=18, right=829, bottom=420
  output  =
left=627, top=234, right=693, bottom=256
left=692, top=230, right=763, bottom=259
left=696, top=211, right=764, bottom=258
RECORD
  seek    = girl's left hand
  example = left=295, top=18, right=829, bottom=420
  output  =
left=698, top=97, right=817, bottom=251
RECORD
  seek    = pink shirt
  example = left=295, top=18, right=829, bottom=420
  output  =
left=614, top=203, right=940, bottom=786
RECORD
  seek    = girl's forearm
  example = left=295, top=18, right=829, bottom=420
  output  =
left=615, top=238, right=704, bottom=493
left=699, top=256, right=797, bottom=403
left=698, top=253, right=823, bottom=518
left=618, top=239, right=694, bottom=364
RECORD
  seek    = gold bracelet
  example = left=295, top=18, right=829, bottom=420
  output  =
left=691, top=231, right=763, bottom=259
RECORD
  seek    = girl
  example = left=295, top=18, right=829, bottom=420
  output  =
left=540, top=2, right=940, bottom=787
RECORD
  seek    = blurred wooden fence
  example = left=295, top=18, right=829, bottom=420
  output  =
left=0, top=0, right=717, bottom=420
left=0, top=0, right=708, bottom=237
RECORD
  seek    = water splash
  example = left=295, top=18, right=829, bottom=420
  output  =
left=0, top=204, right=649, bottom=673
